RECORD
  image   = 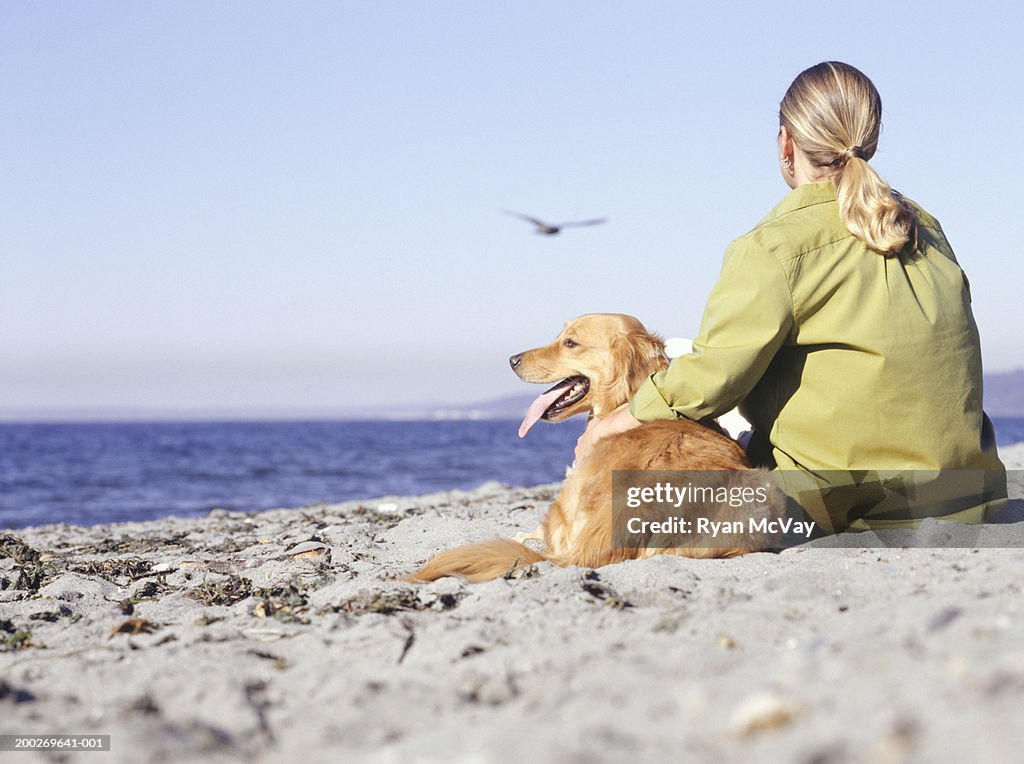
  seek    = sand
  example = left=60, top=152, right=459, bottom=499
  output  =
left=2, top=445, right=1023, bottom=764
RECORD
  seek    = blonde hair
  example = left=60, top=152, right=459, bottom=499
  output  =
left=780, top=61, right=916, bottom=256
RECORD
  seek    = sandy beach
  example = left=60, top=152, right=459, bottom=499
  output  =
left=2, top=445, right=1023, bottom=763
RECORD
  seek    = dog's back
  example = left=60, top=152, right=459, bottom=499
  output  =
left=541, top=419, right=777, bottom=566
left=406, top=315, right=782, bottom=583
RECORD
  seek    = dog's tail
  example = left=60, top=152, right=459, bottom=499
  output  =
left=405, top=539, right=547, bottom=583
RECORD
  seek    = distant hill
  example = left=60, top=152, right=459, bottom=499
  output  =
left=985, top=369, right=1024, bottom=417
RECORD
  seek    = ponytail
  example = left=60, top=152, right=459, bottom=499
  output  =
left=835, top=155, right=916, bottom=255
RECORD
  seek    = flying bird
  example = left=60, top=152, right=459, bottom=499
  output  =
left=502, top=209, right=608, bottom=236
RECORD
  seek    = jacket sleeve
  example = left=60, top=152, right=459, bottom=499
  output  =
left=629, top=236, right=795, bottom=422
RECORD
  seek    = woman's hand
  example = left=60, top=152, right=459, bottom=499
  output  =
left=573, top=405, right=643, bottom=466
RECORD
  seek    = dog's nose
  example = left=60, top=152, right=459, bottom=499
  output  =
left=509, top=354, right=522, bottom=370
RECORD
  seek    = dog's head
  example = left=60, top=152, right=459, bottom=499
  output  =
left=511, top=313, right=668, bottom=437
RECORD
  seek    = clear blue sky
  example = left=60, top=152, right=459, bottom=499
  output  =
left=2, top=1, right=1022, bottom=417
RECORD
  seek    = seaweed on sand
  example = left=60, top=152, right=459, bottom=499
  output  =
left=71, top=556, right=154, bottom=582
left=73, top=531, right=195, bottom=556
left=0, top=533, right=56, bottom=593
left=250, top=582, right=310, bottom=623
left=187, top=576, right=255, bottom=607
left=323, top=589, right=464, bottom=616
left=0, top=619, right=37, bottom=652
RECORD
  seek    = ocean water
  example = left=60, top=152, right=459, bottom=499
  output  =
left=0, top=419, right=585, bottom=529
left=1, top=417, right=1022, bottom=530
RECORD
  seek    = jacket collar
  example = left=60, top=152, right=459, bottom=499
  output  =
left=759, top=181, right=837, bottom=225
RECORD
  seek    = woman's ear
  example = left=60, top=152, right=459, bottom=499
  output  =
left=778, top=125, right=794, bottom=162
left=778, top=125, right=798, bottom=187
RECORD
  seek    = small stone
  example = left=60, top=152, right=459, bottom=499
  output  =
left=927, top=607, right=962, bottom=633
left=717, top=634, right=738, bottom=649
left=280, top=541, right=331, bottom=562
left=731, top=692, right=802, bottom=736
left=109, top=618, right=158, bottom=638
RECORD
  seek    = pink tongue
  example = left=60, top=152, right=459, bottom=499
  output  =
left=518, top=380, right=574, bottom=438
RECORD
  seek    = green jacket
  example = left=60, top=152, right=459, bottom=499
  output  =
left=629, top=182, right=1006, bottom=531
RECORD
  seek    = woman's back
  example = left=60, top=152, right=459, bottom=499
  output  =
left=738, top=182, right=1005, bottom=527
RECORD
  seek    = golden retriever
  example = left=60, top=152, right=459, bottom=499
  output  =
left=406, top=314, right=782, bottom=583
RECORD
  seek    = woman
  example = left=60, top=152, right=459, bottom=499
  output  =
left=579, top=61, right=1006, bottom=531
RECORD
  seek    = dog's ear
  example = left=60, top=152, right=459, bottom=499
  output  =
left=602, top=330, right=668, bottom=410
left=625, top=330, right=669, bottom=391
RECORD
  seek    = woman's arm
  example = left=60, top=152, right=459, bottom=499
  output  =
left=630, top=236, right=795, bottom=422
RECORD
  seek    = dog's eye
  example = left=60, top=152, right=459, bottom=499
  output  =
left=563, top=338, right=578, bottom=349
